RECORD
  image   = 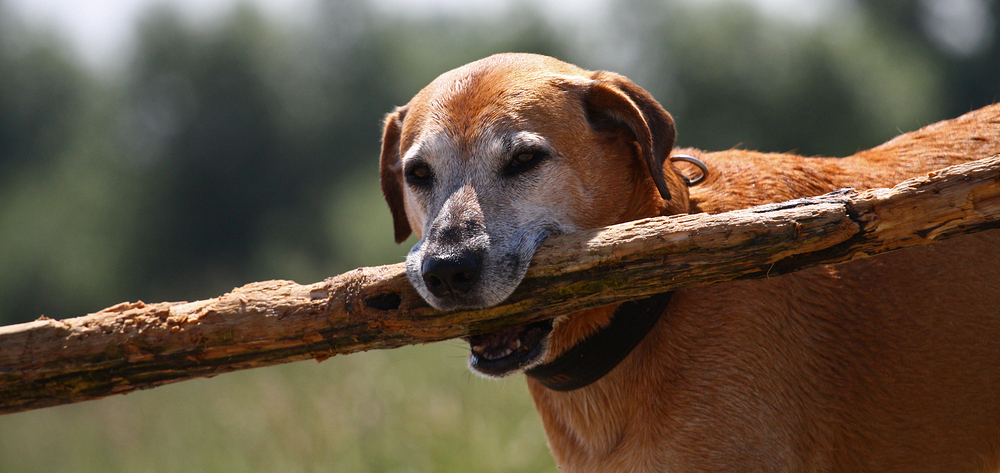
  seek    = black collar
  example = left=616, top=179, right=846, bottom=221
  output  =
left=525, top=292, right=673, bottom=391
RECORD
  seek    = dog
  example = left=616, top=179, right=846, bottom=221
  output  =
left=379, top=53, right=1000, bottom=472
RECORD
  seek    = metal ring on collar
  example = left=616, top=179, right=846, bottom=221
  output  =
left=669, top=154, right=709, bottom=186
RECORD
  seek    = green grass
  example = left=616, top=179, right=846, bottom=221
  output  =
left=0, top=343, right=556, bottom=472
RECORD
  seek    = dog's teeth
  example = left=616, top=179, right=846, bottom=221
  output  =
left=472, top=345, right=485, bottom=354
left=483, top=348, right=514, bottom=360
left=511, top=339, right=521, bottom=349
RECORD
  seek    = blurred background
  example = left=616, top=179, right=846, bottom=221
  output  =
left=0, top=0, right=996, bottom=471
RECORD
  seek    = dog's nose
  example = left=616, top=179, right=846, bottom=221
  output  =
left=421, top=251, right=481, bottom=299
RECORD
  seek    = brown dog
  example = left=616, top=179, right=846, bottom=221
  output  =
left=379, top=53, right=1000, bottom=472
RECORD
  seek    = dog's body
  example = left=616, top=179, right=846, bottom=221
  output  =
left=380, top=53, right=1000, bottom=472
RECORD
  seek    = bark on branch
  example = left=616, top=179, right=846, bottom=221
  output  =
left=2, top=153, right=999, bottom=415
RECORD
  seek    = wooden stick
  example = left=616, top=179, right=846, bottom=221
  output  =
left=1, top=153, right=998, bottom=415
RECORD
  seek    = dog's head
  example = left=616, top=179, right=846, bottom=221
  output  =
left=380, top=53, right=690, bottom=377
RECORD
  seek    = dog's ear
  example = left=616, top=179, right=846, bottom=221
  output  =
left=582, top=71, right=678, bottom=201
left=380, top=105, right=412, bottom=243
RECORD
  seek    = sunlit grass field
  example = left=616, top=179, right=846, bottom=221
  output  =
left=0, top=342, right=556, bottom=472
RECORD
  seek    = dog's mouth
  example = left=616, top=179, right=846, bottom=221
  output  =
left=464, top=319, right=553, bottom=377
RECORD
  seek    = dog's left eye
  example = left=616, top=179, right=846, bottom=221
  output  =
left=503, top=150, right=547, bottom=176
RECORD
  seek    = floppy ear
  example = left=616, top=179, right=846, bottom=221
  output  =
left=583, top=71, right=680, bottom=201
left=380, top=105, right=412, bottom=243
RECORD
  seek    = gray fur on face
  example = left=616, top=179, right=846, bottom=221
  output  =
left=402, top=130, right=569, bottom=310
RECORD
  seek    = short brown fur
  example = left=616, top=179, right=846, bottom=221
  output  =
left=380, top=53, right=1000, bottom=472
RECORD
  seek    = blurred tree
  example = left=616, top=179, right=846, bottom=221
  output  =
left=0, top=2, right=85, bottom=181
left=120, top=3, right=412, bottom=303
left=0, top=2, right=135, bottom=325
left=601, top=0, right=942, bottom=157
left=125, top=6, right=289, bottom=300
left=853, top=0, right=999, bottom=118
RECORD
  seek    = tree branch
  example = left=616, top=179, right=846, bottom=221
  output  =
left=1, top=153, right=998, bottom=415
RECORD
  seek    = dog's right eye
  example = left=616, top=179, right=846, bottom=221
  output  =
left=405, top=161, right=433, bottom=187
left=502, top=150, right=548, bottom=177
